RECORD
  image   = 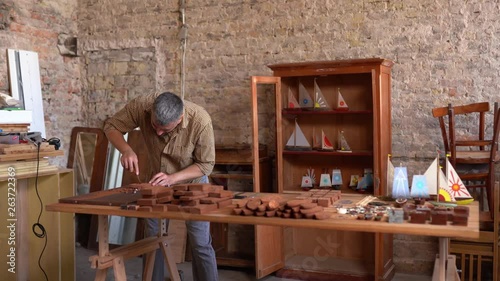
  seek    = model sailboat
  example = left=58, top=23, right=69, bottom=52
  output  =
left=337, top=130, right=352, bottom=152
left=285, top=120, right=312, bottom=151
left=421, top=156, right=473, bottom=204
left=313, top=79, right=330, bottom=110
left=299, top=81, right=313, bottom=109
left=287, top=87, right=300, bottom=109
left=334, top=88, right=349, bottom=111
left=445, top=157, right=474, bottom=204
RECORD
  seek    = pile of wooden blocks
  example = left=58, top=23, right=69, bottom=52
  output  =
left=232, top=194, right=332, bottom=220
left=130, top=183, right=233, bottom=214
left=295, top=189, right=341, bottom=207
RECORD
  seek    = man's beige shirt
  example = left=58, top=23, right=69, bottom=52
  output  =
left=103, top=93, right=215, bottom=183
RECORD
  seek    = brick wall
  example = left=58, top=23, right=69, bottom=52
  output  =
left=1, top=0, right=498, bottom=275
left=77, top=0, right=500, bottom=275
left=0, top=0, right=80, bottom=166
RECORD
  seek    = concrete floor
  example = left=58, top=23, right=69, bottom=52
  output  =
left=75, top=245, right=431, bottom=281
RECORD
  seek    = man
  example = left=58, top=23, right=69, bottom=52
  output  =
left=103, top=92, right=218, bottom=281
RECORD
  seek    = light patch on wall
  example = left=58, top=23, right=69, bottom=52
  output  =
left=7, top=49, right=47, bottom=138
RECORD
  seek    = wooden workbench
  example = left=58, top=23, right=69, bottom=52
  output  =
left=46, top=192, right=479, bottom=281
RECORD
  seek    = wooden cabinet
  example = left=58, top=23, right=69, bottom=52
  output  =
left=209, top=145, right=273, bottom=269
left=0, top=169, right=75, bottom=281
left=251, top=58, right=395, bottom=280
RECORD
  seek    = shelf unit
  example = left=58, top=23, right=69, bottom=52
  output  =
left=250, top=58, right=395, bottom=280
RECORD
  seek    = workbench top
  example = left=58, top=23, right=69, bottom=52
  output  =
left=46, top=192, right=479, bottom=239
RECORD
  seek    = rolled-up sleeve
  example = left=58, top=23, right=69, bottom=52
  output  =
left=193, top=122, right=215, bottom=175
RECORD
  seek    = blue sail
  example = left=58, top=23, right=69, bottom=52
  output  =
left=410, top=175, right=429, bottom=198
left=392, top=167, right=410, bottom=198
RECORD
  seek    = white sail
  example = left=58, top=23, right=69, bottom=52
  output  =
left=423, top=157, right=439, bottom=195
left=446, top=158, right=472, bottom=199
left=286, top=121, right=311, bottom=148
left=299, top=81, right=313, bottom=108
left=387, top=156, right=395, bottom=197
left=314, top=79, right=330, bottom=109
left=288, top=88, right=300, bottom=109
left=336, top=88, right=349, bottom=110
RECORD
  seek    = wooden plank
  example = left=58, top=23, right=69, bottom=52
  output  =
left=0, top=150, right=64, bottom=161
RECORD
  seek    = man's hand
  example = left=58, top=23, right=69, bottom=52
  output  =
left=149, top=172, right=177, bottom=187
left=121, top=149, right=140, bottom=175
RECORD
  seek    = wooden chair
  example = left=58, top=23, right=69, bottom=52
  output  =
left=449, top=182, right=499, bottom=281
left=432, top=102, right=500, bottom=220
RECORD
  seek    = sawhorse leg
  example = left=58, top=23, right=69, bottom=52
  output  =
left=432, top=237, right=460, bottom=281
left=90, top=216, right=180, bottom=281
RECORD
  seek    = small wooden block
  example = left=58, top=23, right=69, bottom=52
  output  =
left=208, top=190, right=233, bottom=198
left=180, top=194, right=209, bottom=201
left=157, top=189, right=174, bottom=198
left=173, top=191, right=188, bottom=197
left=233, top=208, right=243, bottom=215
left=138, top=206, right=153, bottom=212
left=265, top=210, right=276, bottom=217
left=152, top=205, right=168, bottom=212
left=246, top=199, right=262, bottom=211
left=217, top=198, right=232, bottom=208
left=255, top=211, right=266, bottom=216
left=287, top=199, right=310, bottom=208
left=257, top=203, right=268, bottom=212
left=172, top=184, right=189, bottom=191
left=241, top=208, right=254, bottom=216
left=166, top=204, right=181, bottom=211
left=188, top=184, right=212, bottom=191
left=266, top=200, right=280, bottom=211
left=190, top=204, right=218, bottom=214
left=185, top=190, right=207, bottom=196
left=300, top=202, right=318, bottom=209
left=200, top=198, right=217, bottom=204
left=314, top=212, right=331, bottom=220
left=300, top=206, right=324, bottom=215
left=317, top=198, right=331, bottom=207
left=137, top=198, right=157, bottom=206
left=157, top=195, right=173, bottom=204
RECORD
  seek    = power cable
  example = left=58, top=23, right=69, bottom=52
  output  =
left=32, top=143, right=48, bottom=281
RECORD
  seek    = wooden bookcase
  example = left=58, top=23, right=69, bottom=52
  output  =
left=250, top=58, right=395, bottom=280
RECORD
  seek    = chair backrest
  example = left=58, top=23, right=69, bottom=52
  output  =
left=448, top=102, right=491, bottom=163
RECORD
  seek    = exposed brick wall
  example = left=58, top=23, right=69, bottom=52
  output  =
left=75, top=0, right=500, bottom=275
left=0, top=0, right=80, bottom=166
left=0, top=0, right=497, bottom=276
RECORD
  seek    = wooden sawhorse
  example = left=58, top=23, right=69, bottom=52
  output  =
left=88, top=215, right=181, bottom=281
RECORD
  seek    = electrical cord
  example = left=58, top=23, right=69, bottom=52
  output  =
left=32, top=142, right=48, bottom=281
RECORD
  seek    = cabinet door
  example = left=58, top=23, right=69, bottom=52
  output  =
left=250, top=76, right=284, bottom=278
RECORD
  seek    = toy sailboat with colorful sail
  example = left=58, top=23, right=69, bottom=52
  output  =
left=422, top=155, right=473, bottom=205
left=321, top=130, right=334, bottom=150
left=444, top=157, right=474, bottom=205
left=287, top=87, right=300, bottom=109
left=337, top=130, right=352, bottom=152
left=299, top=81, right=313, bottom=109
left=334, top=88, right=349, bottom=111
left=392, top=166, right=410, bottom=199
left=285, top=120, right=312, bottom=151
left=313, top=79, right=330, bottom=110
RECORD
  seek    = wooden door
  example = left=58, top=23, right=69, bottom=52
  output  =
left=251, top=76, right=284, bottom=278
